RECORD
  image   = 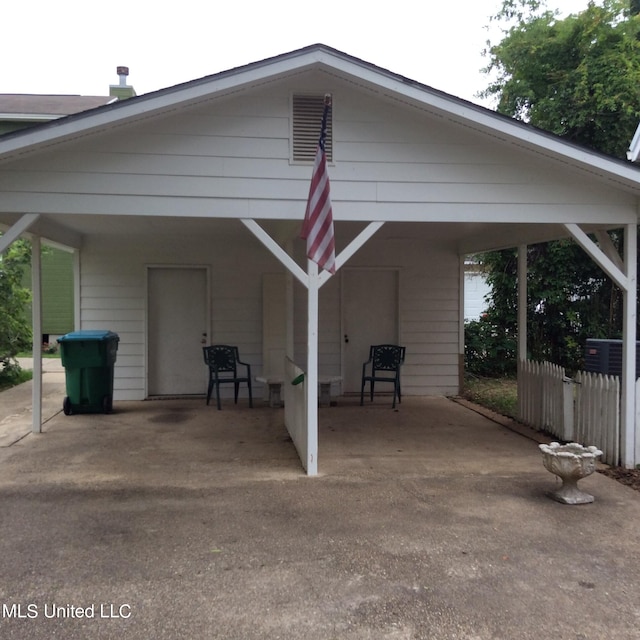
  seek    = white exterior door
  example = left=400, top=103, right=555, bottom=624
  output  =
left=147, top=267, right=209, bottom=396
left=342, top=269, right=399, bottom=393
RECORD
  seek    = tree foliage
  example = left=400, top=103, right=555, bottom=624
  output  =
left=483, top=0, right=640, bottom=156
left=467, top=1, right=640, bottom=376
left=465, top=241, right=621, bottom=376
left=0, top=238, right=32, bottom=383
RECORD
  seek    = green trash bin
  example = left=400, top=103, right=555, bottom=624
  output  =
left=57, top=330, right=119, bottom=415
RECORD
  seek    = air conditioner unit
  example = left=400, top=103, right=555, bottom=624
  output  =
left=584, top=339, right=640, bottom=378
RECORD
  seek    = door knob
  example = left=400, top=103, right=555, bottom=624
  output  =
left=344, top=334, right=349, bottom=343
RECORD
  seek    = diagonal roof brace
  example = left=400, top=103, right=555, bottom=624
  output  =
left=594, top=230, right=625, bottom=273
left=0, top=213, right=40, bottom=254
left=241, top=219, right=385, bottom=287
left=564, top=223, right=629, bottom=291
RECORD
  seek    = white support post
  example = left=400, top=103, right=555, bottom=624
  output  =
left=31, top=235, right=43, bottom=434
left=517, top=245, right=527, bottom=421
left=517, top=245, right=527, bottom=361
left=459, top=256, right=466, bottom=392
left=73, top=248, right=81, bottom=330
left=240, top=218, right=382, bottom=476
left=565, top=222, right=636, bottom=467
left=623, top=223, right=637, bottom=468
left=306, top=260, right=319, bottom=476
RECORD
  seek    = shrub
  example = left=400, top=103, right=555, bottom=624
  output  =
left=465, top=316, right=517, bottom=377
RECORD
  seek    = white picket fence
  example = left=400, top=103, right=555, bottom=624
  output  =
left=518, top=360, right=568, bottom=437
left=573, top=370, right=620, bottom=466
left=518, top=360, right=621, bottom=465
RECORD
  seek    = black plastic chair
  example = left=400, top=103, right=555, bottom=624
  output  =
left=360, top=344, right=406, bottom=409
left=203, top=345, right=253, bottom=410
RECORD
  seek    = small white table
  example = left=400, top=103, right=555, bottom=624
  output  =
left=256, top=375, right=342, bottom=408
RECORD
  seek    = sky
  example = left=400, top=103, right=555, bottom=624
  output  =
left=3, top=0, right=592, bottom=107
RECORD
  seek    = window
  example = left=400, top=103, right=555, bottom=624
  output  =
left=292, top=93, right=333, bottom=162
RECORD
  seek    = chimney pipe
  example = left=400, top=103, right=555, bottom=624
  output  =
left=117, top=66, right=129, bottom=87
left=110, top=66, right=136, bottom=100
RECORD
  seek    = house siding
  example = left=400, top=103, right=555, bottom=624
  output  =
left=80, top=228, right=461, bottom=401
left=79, top=234, right=283, bottom=401
left=79, top=240, right=146, bottom=400
left=464, top=271, right=491, bottom=322
left=5, top=74, right=636, bottom=401
left=0, top=74, right=635, bottom=223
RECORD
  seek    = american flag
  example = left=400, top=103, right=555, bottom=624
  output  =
left=300, top=95, right=335, bottom=274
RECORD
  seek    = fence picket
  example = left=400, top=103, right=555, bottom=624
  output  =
left=517, top=359, right=565, bottom=440
left=572, top=370, right=619, bottom=466
left=518, top=361, right=621, bottom=466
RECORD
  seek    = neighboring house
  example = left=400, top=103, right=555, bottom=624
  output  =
left=0, top=45, right=638, bottom=473
left=0, top=68, right=136, bottom=343
left=0, top=94, right=114, bottom=136
left=463, top=260, right=490, bottom=322
left=21, top=247, right=74, bottom=344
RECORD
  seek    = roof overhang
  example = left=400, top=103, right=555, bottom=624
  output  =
left=1, top=44, right=640, bottom=193
left=0, top=44, right=639, bottom=258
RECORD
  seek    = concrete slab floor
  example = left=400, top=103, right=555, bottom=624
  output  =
left=0, top=394, right=639, bottom=639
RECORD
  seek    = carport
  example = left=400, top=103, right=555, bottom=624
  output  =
left=0, top=44, right=638, bottom=474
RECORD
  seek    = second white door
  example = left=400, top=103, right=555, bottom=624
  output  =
left=342, top=269, right=399, bottom=393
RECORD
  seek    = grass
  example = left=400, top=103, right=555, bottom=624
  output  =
left=0, top=366, right=33, bottom=392
left=1, top=350, right=59, bottom=391
left=462, top=374, right=518, bottom=419
left=16, top=350, right=61, bottom=358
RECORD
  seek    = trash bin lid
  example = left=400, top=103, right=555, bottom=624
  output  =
left=58, top=330, right=119, bottom=342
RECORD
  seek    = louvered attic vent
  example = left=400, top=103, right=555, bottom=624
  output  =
left=292, top=94, right=333, bottom=162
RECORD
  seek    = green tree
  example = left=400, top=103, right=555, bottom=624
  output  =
left=0, top=238, right=32, bottom=383
left=468, top=0, right=640, bottom=375
left=483, top=0, right=640, bottom=156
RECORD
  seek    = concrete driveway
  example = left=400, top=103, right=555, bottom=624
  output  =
left=1, top=373, right=640, bottom=639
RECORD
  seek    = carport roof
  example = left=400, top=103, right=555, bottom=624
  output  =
left=1, top=43, right=640, bottom=258
left=1, top=43, right=640, bottom=192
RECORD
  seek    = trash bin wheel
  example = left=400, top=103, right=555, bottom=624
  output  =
left=103, top=395, right=113, bottom=414
left=63, top=397, right=72, bottom=416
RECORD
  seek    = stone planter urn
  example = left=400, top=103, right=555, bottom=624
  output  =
left=539, top=442, right=603, bottom=504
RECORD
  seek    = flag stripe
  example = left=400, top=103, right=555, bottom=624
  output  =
left=300, top=98, right=335, bottom=274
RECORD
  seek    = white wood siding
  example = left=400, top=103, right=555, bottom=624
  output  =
left=290, top=231, right=460, bottom=397
left=79, top=240, right=146, bottom=400
left=80, top=233, right=282, bottom=401
left=81, top=226, right=460, bottom=400
left=464, top=271, right=490, bottom=322
left=398, top=246, right=460, bottom=396
left=0, top=75, right=635, bottom=226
